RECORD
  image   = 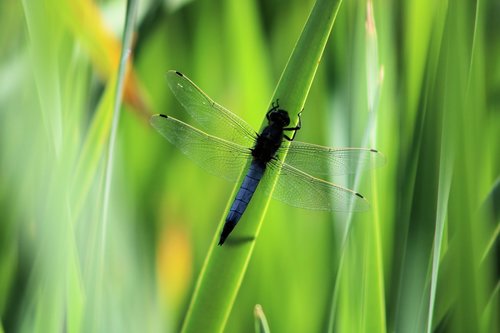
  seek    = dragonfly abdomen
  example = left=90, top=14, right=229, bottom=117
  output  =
left=218, top=161, right=265, bottom=245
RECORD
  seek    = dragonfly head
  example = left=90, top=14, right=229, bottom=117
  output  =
left=268, top=109, right=290, bottom=127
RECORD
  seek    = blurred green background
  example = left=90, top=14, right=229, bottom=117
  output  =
left=0, top=0, right=498, bottom=332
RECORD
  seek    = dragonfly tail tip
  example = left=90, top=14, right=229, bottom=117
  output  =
left=218, top=220, right=237, bottom=246
left=218, top=234, right=228, bottom=246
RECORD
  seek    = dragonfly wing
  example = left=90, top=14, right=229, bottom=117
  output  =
left=166, top=71, right=256, bottom=147
left=151, top=114, right=251, bottom=182
left=264, top=161, right=370, bottom=212
left=282, top=141, right=385, bottom=177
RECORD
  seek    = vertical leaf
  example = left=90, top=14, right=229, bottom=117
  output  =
left=180, top=0, right=343, bottom=332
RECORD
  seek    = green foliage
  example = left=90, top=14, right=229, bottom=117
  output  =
left=0, top=0, right=498, bottom=332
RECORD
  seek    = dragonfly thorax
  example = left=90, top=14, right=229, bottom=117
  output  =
left=252, top=122, right=285, bottom=166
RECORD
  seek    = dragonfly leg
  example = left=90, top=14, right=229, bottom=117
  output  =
left=283, top=110, right=303, bottom=141
left=266, top=99, right=281, bottom=121
left=271, top=99, right=280, bottom=110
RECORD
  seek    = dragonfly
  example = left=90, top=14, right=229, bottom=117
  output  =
left=151, top=71, right=384, bottom=245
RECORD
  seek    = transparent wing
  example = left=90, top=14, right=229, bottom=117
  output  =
left=282, top=141, right=385, bottom=177
left=264, top=161, right=370, bottom=212
left=151, top=114, right=251, bottom=182
left=166, top=70, right=256, bottom=147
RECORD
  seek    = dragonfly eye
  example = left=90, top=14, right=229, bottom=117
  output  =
left=268, top=110, right=290, bottom=127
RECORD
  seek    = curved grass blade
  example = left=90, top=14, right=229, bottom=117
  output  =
left=180, top=0, right=344, bottom=332
left=254, top=304, right=271, bottom=333
left=426, top=102, right=455, bottom=333
left=71, top=77, right=115, bottom=217
left=99, top=0, right=139, bottom=294
left=328, top=1, right=385, bottom=331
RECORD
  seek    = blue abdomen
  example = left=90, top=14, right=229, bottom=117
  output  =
left=218, top=161, right=265, bottom=245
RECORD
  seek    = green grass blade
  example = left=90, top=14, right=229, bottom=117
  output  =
left=480, top=178, right=499, bottom=223
left=390, top=0, right=449, bottom=330
left=254, top=304, right=271, bottom=333
left=180, top=0, right=343, bottom=332
left=94, top=1, right=139, bottom=327
left=71, top=77, right=116, bottom=217
left=21, top=0, right=64, bottom=156
left=270, top=1, right=343, bottom=122
left=328, top=2, right=386, bottom=332
left=18, top=1, right=86, bottom=332
left=99, top=0, right=139, bottom=263
left=362, top=2, right=386, bottom=331
left=426, top=90, right=455, bottom=333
